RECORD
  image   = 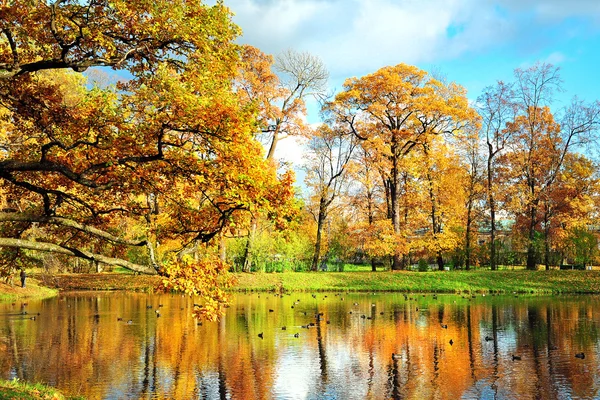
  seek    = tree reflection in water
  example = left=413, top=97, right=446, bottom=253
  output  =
left=0, top=292, right=598, bottom=399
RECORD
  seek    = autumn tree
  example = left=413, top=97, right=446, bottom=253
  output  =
left=411, top=138, right=467, bottom=270
left=457, top=126, right=486, bottom=270
left=304, top=125, right=357, bottom=271
left=0, top=1, right=291, bottom=318
left=542, top=154, right=598, bottom=268
left=346, top=144, right=391, bottom=271
left=326, top=64, right=475, bottom=270
left=236, top=46, right=328, bottom=271
left=504, top=63, right=600, bottom=270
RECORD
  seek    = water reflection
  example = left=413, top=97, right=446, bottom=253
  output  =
left=0, top=292, right=599, bottom=399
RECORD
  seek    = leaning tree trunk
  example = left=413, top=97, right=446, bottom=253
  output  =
left=242, top=218, right=257, bottom=272
left=311, top=201, right=327, bottom=272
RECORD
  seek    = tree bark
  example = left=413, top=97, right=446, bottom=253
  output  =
left=526, top=203, right=538, bottom=270
left=242, top=218, right=257, bottom=272
left=0, top=212, right=148, bottom=247
left=487, top=151, right=497, bottom=271
left=0, top=237, right=157, bottom=274
left=390, top=143, right=403, bottom=270
left=465, top=200, right=473, bottom=270
left=311, top=201, right=327, bottom=272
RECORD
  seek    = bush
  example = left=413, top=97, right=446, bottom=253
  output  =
left=418, top=259, right=429, bottom=272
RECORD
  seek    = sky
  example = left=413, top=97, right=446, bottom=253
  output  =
left=220, top=0, right=600, bottom=167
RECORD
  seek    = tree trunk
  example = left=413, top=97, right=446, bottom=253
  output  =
left=390, top=152, right=403, bottom=271
left=311, top=201, right=327, bottom=272
left=487, top=153, right=497, bottom=271
left=465, top=201, right=473, bottom=270
left=526, top=205, right=538, bottom=270
left=0, top=237, right=157, bottom=274
left=436, top=254, right=444, bottom=270
left=242, top=218, right=257, bottom=272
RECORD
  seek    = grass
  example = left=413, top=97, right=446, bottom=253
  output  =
left=231, top=269, right=600, bottom=294
left=0, top=279, right=58, bottom=302
left=7, top=269, right=600, bottom=296
left=0, top=378, right=83, bottom=400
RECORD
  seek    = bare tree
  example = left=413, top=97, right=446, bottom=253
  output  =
left=304, top=125, right=357, bottom=271
left=477, top=81, right=517, bottom=270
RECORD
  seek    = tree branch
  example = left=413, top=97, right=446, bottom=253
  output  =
left=0, top=237, right=157, bottom=275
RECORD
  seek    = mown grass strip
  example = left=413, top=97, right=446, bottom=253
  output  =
left=230, top=270, right=600, bottom=294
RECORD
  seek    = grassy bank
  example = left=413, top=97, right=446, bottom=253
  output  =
left=10, top=270, right=600, bottom=295
left=0, top=279, right=58, bottom=302
left=231, top=270, right=600, bottom=294
left=0, top=378, right=83, bottom=400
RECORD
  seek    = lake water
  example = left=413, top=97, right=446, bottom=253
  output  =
left=0, top=291, right=599, bottom=399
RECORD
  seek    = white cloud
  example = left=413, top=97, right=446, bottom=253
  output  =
left=545, top=51, right=566, bottom=65
left=225, top=0, right=523, bottom=84
left=225, top=0, right=600, bottom=83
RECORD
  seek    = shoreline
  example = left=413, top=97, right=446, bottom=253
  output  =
left=3, top=270, right=600, bottom=297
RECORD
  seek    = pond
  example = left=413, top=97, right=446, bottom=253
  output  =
left=0, top=292, right=599, bottom=399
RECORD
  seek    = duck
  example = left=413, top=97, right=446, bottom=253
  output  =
left=392, top=353, right=401, bottom=361
left=269, top=309, right=274, bottom=313
left=293, top=333, right=299, bottom=338
left=282, top=326, right=287, bottom=331
left=258, top=332, right=263, bottom=339
left=449, top=339, right=454, bottom=346
left=512, top=355, right=521, bottom=361
left=575, top=352, right=585, bottom=359
left=127, top=320, right=133, bottom=324
left=441, top=324, right=448, bottom=329
left=485, top=336, right=493, bottom=342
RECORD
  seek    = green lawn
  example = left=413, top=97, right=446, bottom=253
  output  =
left=231, top=270, right=600, bottom=294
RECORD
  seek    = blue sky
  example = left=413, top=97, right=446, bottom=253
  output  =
left=221, top=0, right=600, bottom=166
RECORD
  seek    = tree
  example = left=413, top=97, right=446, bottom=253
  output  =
left=505, top=63, right=600, bottom=269
left=458, top=126, right=486, bottom=270
left=326, top=64, right=475, bottom=270
left=346, top=145, right=389, bottom=271
left=0, top=1, right=291, bottom=319
left=477, top=81, right=517, bottom=270
left=236, top=46, right=328, bottom=271
left=413, top=138, right=466, bottom=270
left=304, top=125, right=357, bottom=271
